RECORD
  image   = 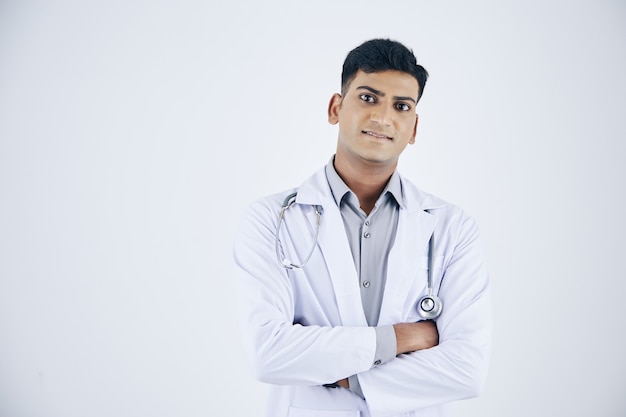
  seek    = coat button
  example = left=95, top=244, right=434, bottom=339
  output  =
left=363, top=281, right=370, bottom=288
left=364, top=232, right=371, bottom=238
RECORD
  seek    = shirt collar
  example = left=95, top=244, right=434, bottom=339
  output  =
left=324, top=156, right=405, bottom=209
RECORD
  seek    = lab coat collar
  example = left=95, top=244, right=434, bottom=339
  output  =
left=295, top=164, right=447, bottom=214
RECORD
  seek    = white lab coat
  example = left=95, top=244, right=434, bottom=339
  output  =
left=233, top=166, right=491, bottom=417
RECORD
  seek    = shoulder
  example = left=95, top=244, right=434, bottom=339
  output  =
left=399, top=175, right=460, bottom=213
left=241, top=188, right=298, bottom=224
left=233, top=188, right=298, bottom=251
left=236, top=164, right=330, bottom=224
left=399, top=174, right=478, bottom=232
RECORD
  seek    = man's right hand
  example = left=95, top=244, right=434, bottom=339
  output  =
left=393, top=321, right=439, bottom=355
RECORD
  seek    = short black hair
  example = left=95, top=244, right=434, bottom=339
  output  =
left=341, top=38, right=429, bottom=102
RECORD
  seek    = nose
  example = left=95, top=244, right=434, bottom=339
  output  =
left=370, top=105, right=392, bottom=126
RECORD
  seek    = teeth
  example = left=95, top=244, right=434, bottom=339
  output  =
left=365, top=131, right=390, bottom=139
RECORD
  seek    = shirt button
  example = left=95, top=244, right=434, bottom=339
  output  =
left=365, top=220, right=370, bottom=226
left=363, top=281, right=370, bottom=288
left=364, top=232, right=371, bottom=238
left=373, top=359, right=381, bottom=366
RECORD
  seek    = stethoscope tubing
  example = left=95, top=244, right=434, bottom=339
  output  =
left=275, top=193, right=322, bottom=269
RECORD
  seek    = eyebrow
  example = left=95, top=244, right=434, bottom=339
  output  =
left=356, top=85, right=417, bottom=105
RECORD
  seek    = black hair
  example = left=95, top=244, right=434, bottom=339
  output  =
left=341, top=38, right=429, bottom=102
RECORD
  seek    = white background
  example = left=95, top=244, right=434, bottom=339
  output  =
left=1, top=1, right=625, bottom=416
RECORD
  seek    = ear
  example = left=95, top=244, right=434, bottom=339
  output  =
left=327, top=93, right=342, bottom=125
left=409, top=113, right=419, bottom=144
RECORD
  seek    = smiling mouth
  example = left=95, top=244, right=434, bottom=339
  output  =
left=363, top=130, right=393, bottom=140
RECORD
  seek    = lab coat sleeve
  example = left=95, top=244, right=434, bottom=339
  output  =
left=232, top=199, right=377, bottom=386
left=358, top=213, right=492, bottom=416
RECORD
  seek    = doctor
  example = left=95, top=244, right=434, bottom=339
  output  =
left=233, top=38, right=491, bottom=417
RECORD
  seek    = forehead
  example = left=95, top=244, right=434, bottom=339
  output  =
left=347, top=70, right=420, bottom=99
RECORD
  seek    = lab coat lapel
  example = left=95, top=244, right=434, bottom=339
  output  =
left=378, top=201, right=437, bottom=325
left=296, top=168, right=367, bottom=327
left=316, top=201, right=368, bottom=326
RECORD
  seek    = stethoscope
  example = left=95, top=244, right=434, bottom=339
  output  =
left=275, top=193, right=323, bottom=270
left=274, top=192, right=442, bottom=320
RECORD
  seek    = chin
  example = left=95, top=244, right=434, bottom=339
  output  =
left=358, top=153, right=396, bottom=166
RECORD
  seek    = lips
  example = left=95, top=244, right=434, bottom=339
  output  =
left=363, top=130, right=393, bottom=140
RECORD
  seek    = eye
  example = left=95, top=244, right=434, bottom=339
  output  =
left=395, top=102, right=411, bottom=112
left=359, top=93, right=376, bottom=103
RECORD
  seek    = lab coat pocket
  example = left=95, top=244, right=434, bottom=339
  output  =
left=404, top=255, right=445, bottom=322
left=287, top=407, right=360, bottom=417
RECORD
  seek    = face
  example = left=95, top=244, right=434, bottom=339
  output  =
left=328, top=70, right=420, bottom=171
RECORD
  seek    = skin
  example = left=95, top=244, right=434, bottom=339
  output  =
left=328, top=69, right=419, bottom=214
left=327, top=70, right=439, bottom=388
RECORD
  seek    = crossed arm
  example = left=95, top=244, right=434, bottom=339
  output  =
left=334, top=320, right=439, bottom=388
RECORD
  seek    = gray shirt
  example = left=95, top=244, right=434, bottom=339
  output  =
left=325, top=158, right=401, bottom=396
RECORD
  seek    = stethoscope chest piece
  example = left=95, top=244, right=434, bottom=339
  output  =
left=417, top=293, right=442, bottom=320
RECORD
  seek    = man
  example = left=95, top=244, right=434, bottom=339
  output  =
left=233, top=38, right=491, bottom=417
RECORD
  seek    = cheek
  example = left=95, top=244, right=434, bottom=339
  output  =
left=342, top=116, right=360, bottom=133
left=403, top=117, right=417, bottom=133
left=397, top=122, right=413, bottom=136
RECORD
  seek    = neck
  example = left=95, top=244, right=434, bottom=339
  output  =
left=333, top=154, right=396, bottom=214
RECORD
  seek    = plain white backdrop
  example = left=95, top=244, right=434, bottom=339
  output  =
left=1, top=1, right=625, bottom=416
